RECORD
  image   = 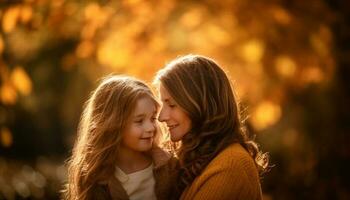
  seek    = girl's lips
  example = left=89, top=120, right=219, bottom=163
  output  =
left=140, top=136, right=153, bottom=140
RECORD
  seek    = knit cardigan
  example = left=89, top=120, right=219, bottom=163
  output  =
left=90, top=159, right=177, bottom=200
left=90, top=143, right=262, bottom=200
left=179, top=143, right=262, bottom=200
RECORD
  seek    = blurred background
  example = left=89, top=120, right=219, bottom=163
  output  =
left=0, top=0, right=349, bottom=199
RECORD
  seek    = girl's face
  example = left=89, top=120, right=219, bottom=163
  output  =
left=121, top=96, right=158, bottom=152
left=158, top=83, right=192, bottom=142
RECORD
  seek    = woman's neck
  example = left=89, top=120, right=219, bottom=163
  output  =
left=116, top=146, right=152, bottom=174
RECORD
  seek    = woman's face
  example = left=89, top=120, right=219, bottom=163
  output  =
left=158, top=83, right=192, bottom=142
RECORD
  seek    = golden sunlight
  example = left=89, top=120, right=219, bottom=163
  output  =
left=10, top=66, right=33, bottom=96
left=2, top=6, right=20, bottom=33
left=0, top=83, right=17, bottom=105
left=275, top=55, right=297, bottom=78
left=241, top=39, right=264, bottom=63
left=251, top=101, right=282, bottom=131
left=1, top=127, right=13, bottom=148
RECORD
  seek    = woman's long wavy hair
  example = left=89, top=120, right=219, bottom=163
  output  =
left=154, top=55, right=269, bottom=198
left=62, top=75, right=159, bottom=200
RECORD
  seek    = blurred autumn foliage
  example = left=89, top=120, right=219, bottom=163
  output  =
left=0, top=0, right=349, bottom=199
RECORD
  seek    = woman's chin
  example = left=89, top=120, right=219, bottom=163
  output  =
left=170, top=134, right=181, bottom=142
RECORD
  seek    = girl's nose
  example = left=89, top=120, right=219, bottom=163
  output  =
left=145, top=121, right=156, bottom=133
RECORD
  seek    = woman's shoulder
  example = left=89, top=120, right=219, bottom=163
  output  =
left=183, top=143, right=263, bottom=200
left=222, top=142, right=251, bottom=156
left=208, top=143, right=257, bottom=173
left=193, top=143, right=260, bottom=191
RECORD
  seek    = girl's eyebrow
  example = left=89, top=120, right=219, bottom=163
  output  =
left=134, top=114, right=145, bottom=118
left=134, top=111, right=157, bottom=118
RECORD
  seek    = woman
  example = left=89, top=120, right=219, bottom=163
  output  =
left=154, top=55, right=269, bottom=200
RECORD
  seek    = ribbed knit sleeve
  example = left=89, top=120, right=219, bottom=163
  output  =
left=180, top=143, right=262, bottom=200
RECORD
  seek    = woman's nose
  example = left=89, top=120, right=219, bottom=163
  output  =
left=158, top=107, right=168, bottom=122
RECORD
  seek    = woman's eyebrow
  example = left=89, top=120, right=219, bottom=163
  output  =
left=161, top=98, right=171, bottom=103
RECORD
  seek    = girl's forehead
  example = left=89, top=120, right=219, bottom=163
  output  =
left=132, top=97, right=158, bottom=116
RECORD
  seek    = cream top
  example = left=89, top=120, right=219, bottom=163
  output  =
left=115, top=164, right=157, bottom=200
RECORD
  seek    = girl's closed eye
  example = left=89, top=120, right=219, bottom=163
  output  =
left=151, top=116, right=157, bottom=122
left=134, top=119, right=143, bottom=124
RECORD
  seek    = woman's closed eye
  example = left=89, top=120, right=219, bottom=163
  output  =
left=168, top=103, right=176, bottom=108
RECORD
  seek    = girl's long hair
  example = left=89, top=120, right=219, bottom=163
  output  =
left=63, top=75, right=159, bottom=200
left=154, top=55, right=269, bottom=198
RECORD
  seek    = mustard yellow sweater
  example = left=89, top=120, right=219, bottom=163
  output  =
left=180, top=143, right=262, bottom=200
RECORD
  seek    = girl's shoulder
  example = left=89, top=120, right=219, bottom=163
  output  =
left=95, top=176, right=129, bottom=200
left=153, top=156, right=179, bottom=200
left=90, top=183, right=113, bottom=200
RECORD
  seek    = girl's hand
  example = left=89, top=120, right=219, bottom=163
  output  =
left=151, top=145, right=172, bottom=168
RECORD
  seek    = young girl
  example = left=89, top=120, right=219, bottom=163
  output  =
left=63, top=75, right=170, bottom=200
left=154, top=55, right=269, bottom=200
